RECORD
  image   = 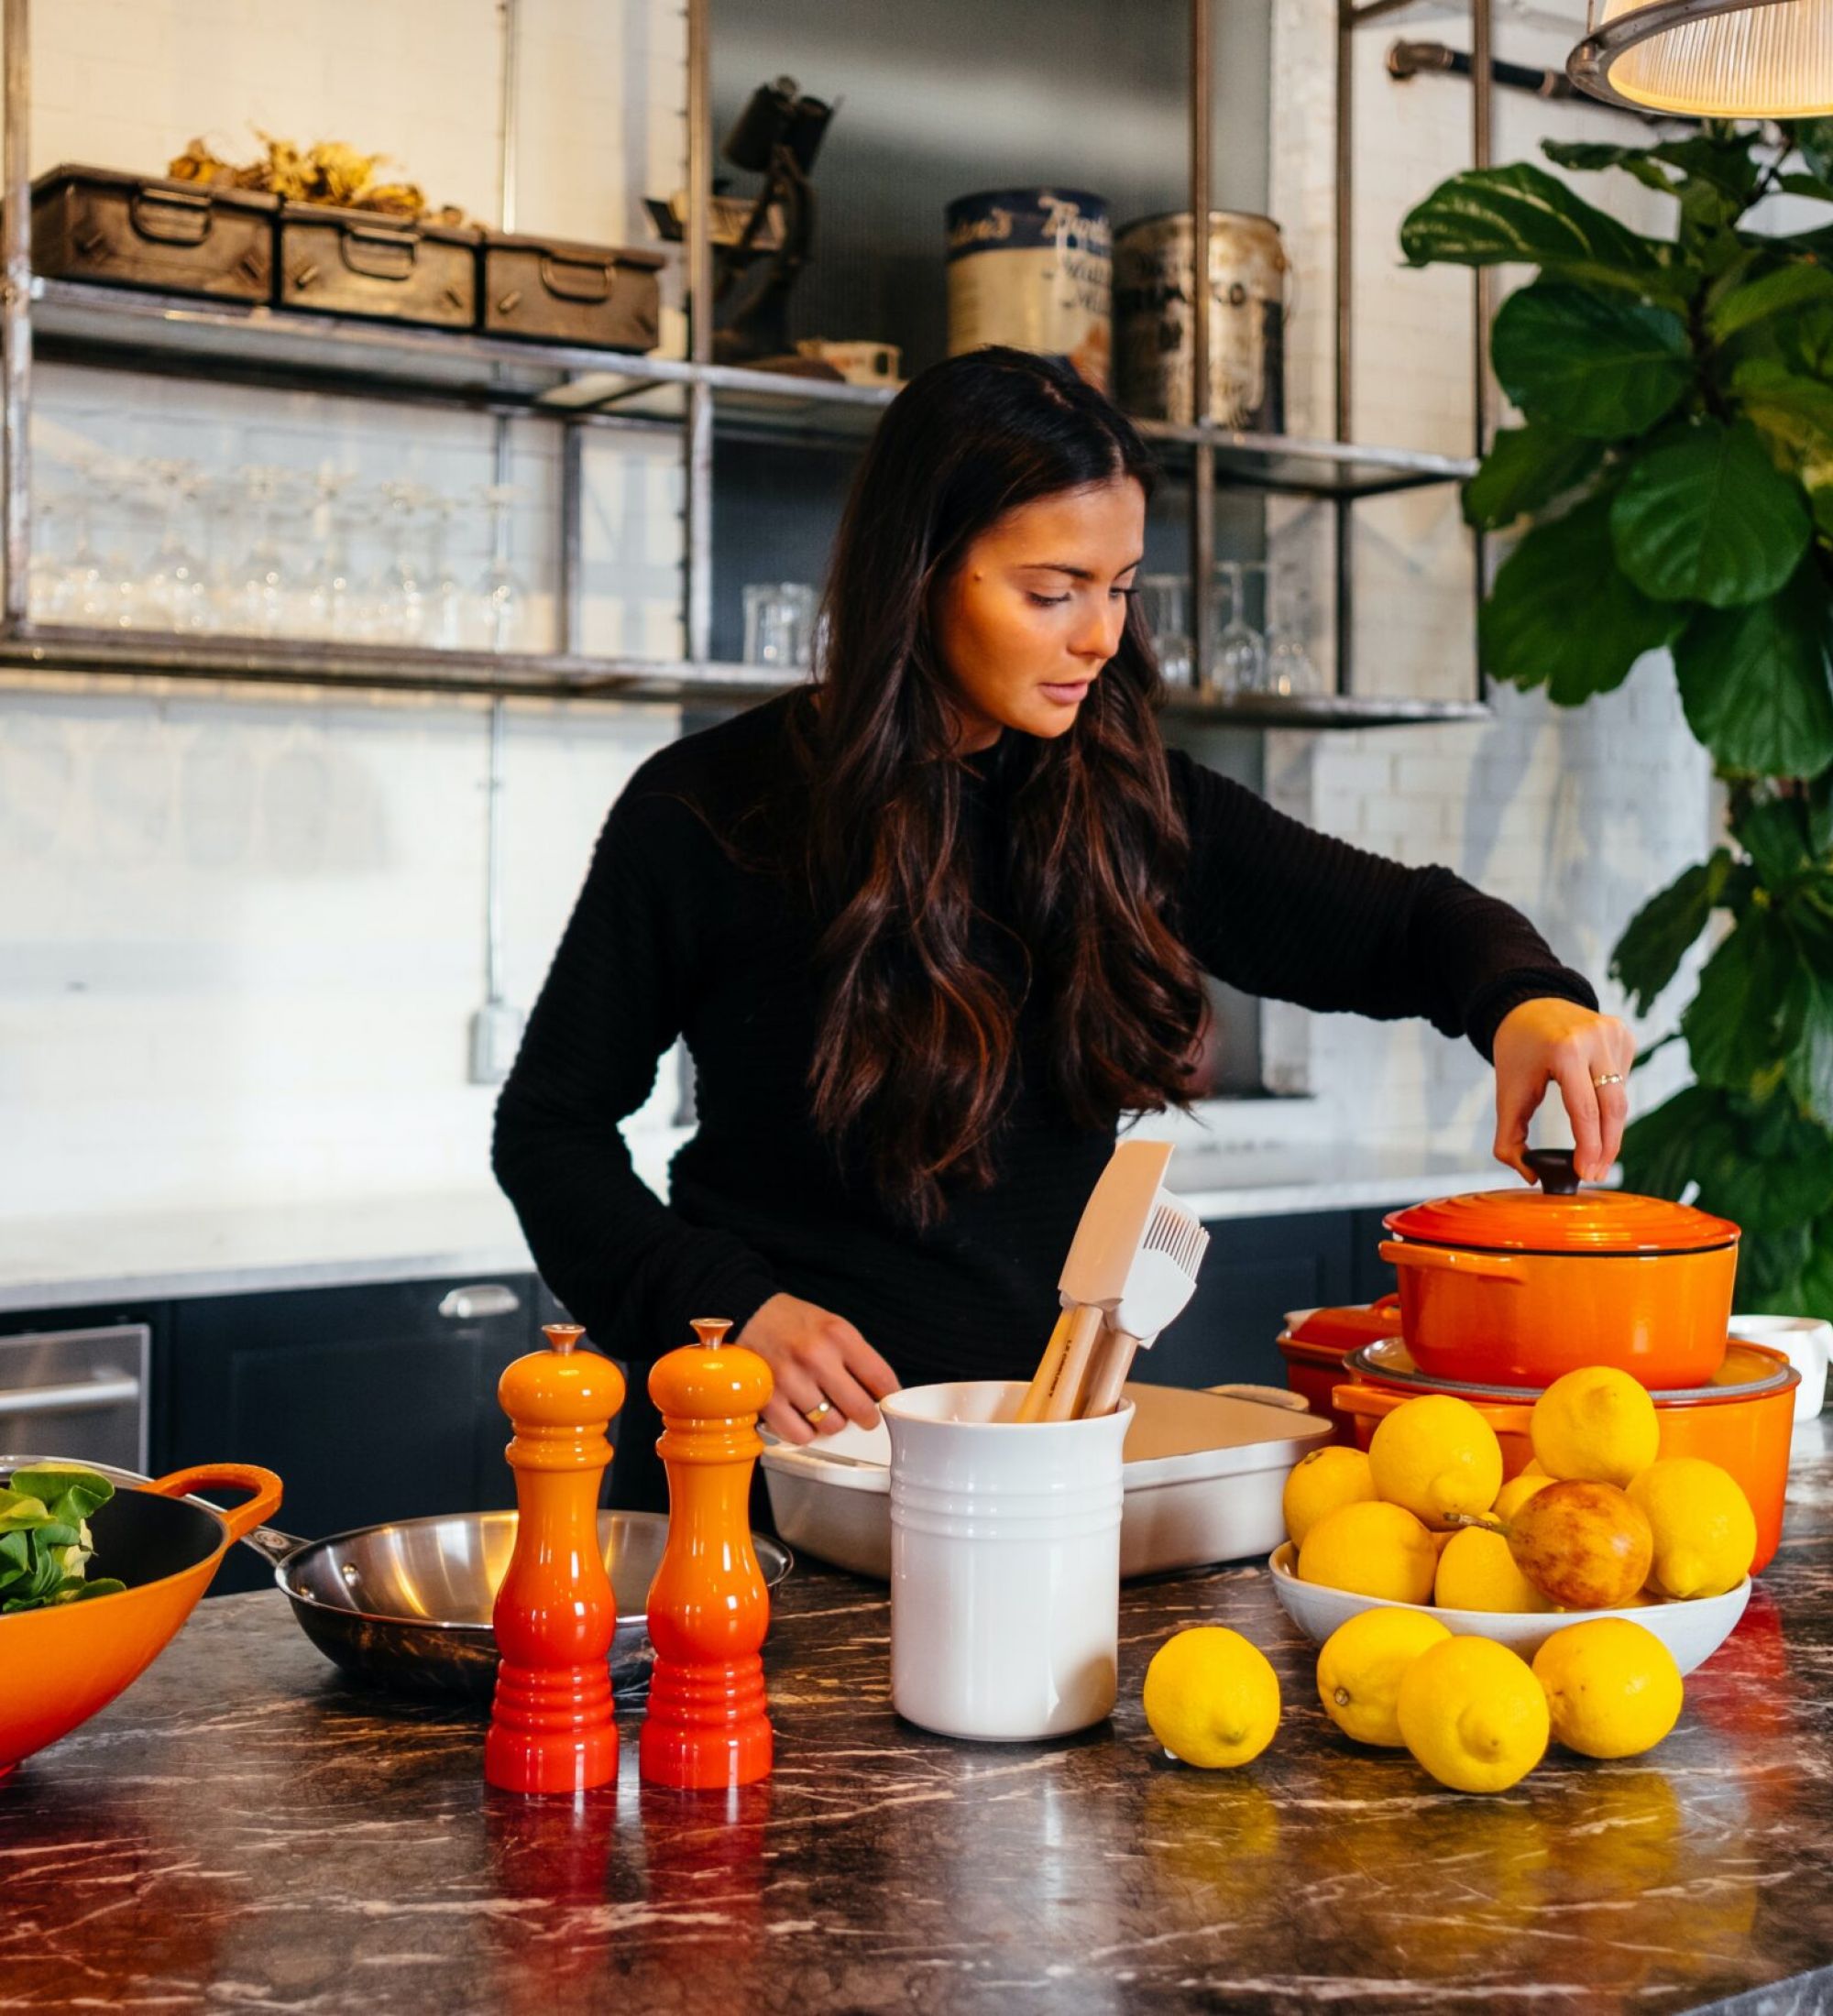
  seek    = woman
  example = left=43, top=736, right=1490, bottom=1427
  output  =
left=492, top=347, right=1632, bottom=1505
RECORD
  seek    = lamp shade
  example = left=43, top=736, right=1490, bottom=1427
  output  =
left=1569, top=0, right=1833, bottom=115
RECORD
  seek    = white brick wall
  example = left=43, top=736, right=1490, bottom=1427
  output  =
left=1254, top=0, right=1715, bottom=1162
left=0, top=0, right=688, bottom=1228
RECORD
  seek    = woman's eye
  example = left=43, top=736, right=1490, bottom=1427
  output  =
left=1026, top=592, right=1070, bottom=608
left=1113, top=585, right=1139, bottom=601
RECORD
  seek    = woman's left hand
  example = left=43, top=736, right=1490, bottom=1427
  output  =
left=1492, top=998, right=1637, bottom=1185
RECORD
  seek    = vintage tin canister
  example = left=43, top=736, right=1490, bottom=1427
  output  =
left=945, top=188, right=1112, bottom=390
left=1114, top=209, right=1288, bottom=428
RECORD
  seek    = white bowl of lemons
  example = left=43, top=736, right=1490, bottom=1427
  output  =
left=1268, top=1368, right=1759, bottom=1677
left=1268, top=1541, right=1750, bottom=1675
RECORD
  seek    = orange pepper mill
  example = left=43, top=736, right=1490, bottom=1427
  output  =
left=485, top=1320, right=625, bottom=1796
left=640, top=1316, right=775, bottom=1790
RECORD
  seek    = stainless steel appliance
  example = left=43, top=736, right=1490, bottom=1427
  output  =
left=0, top=1324, right=149, bottom=1473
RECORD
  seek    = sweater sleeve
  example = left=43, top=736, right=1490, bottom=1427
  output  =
left=1170, top=751, right=1598, bottom=1060
left=491, top=785, right=781, bottom=1367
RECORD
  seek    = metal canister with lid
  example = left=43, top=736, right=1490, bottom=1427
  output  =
left=1114, top=209, right=1288, bottom=428
left=945, top=188, right=1112, bottom=390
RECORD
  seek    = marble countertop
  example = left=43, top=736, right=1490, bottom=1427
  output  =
left=5, top=1422, right=1830, bottom=2015
left=0, top=1140, right=1499, bottom=1315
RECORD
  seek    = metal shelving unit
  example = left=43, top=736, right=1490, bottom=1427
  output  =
left=0, top=0, right=1485, bottom=725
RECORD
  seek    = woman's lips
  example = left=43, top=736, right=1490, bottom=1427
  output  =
left=1040, top=681, right=1093, bottom=706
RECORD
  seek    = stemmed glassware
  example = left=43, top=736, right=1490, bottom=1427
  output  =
left=1139, top=575, right=1194, bottom=688
left=473, top=482, right=525, bottom=653
left=236, top=466, right=297, bottom=638
left=140, top=460, right=211, bottom=633
left=1212, top=561, right=1267, bottom=696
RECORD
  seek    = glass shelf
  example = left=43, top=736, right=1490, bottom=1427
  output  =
left=29, top=278, right=1476, bottom=490
left=0, top=624, right=1489, bottom=726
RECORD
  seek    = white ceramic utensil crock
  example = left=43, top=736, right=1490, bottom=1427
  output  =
left=882, top=1380, right=1131, bottom=1742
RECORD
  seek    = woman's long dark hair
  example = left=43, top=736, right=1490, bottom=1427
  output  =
left=789, top=345, right=1208, bottom=1228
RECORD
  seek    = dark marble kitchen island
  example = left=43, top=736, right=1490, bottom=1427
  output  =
left=5, top=1421, right=1831, bottom=2016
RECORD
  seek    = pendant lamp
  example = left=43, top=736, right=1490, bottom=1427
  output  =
left=1568, top=0, right=1833, bottom=116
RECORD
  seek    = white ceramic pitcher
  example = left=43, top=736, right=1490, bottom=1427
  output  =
left=882, top=1380, right=1132, bottom=1741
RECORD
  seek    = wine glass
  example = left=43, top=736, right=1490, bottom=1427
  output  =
left=422, top=494, right=466, bottom=651
left=1139, top=574, right=1193, bottom=688
left=140, top=460, right=211, bottom=633
left=235, top=466, right=296, bottom=638
left=472, top=482, right=525, bottom=653
left=302, top=468, right=357, bottom=641
left=1211, top=561, right=1267, bottom=696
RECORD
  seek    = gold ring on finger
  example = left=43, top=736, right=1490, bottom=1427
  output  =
left=1592, top=1072, right=1625, bottom=1089
left=801, top=1398, right=834, bottom=1427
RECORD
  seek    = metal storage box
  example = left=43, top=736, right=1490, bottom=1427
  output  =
left=30, top=165, right=276, bottom=301
left=278, top=203, right=478, bottom=329
left=480, top=232, right=664, bottom=349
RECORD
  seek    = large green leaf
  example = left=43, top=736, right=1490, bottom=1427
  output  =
left=1674, top=565, right=1833, bottom=774
left=1653, top=133, right=1764, bottom=203
left=1681, top=912, right=1795, bottom=1090
left=1794, top=1213, right=1833, bottom=1317
left=1400, top=164, right=1681, bottom=301
left=1731, top=358, right=1833, bottom=482
left=1618, top=1082, right=1732, bottom=1200
left=1736, top=1222, right=1813, bottom=1303
left=1782, top=962, right=1833, bottom=1123
left=1542, top=139, right=1679, bottom=196
left=1810, top=772, right=1833, bottom=857
left=1608, top=849, right=1730, bottom=1013
left=1462, top=425, right=1605, bottom=531
left=1491, top=283, right=1693, bottom=439
left=1709, top=263, right=1833, bottom=345
left=1799, top=118, right=1833, bottom=186
left=1480, top=493, right=1687, bottom=703
left=1696, top=1090, right=1833, bottom=1233
left=1734, top=794, right=1814, bottom=884
left=1609, top=422, right=1810, bottom=608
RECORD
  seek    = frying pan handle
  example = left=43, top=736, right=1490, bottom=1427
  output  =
left=144, top=1463, right=285, bottom=1543
left=236, top=1524, right=309, bottom=1566
left=1378, top=1240, right=1526, bottom=1285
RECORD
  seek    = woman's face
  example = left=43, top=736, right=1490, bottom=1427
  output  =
left=933, top=477, right=1147, bottom=751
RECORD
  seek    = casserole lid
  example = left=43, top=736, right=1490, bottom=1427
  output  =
left=1346, top=1336, right=1795, bottom=1404
left=1383, top=1149, right=1739, bottom=1255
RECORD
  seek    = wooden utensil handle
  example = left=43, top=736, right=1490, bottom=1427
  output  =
left=1042, top=1304, right=1106, bottom=1422
left=1078, top=1326, right=1142, bottom=1419
left=1016, top=1308, right=1074, bottom=1423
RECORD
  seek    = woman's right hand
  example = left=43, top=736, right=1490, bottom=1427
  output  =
left=737, top=1292, right=901, bottom=1446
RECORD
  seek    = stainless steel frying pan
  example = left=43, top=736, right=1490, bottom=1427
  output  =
left=242, top=1507, right=793, bottom=1700
left=4, top=1456, right=792, bottom=1702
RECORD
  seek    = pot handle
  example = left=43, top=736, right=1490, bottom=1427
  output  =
left=1333, top=1383, right=1535, bottom=1434
left=142, top=1463, right=285, bottom=1544
left=1378, top=1240, right=1527, bottom=1285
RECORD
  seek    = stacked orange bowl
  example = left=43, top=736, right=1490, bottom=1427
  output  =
left=1328, top=1149, right=1797, bottom=1572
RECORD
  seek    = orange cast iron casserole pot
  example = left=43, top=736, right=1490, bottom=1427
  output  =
left=1379, top=1150, right=1739, bottom=1390
left=0, top=1463, right=284, bottom=1780
left=1333, top=1340, right=1796, bottom=1571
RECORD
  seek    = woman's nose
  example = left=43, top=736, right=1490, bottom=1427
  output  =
left=1071, top=600, right=1125, bottom=661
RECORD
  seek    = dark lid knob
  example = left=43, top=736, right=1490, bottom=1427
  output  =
left=1522, top=1147, right=1581, bottom=1195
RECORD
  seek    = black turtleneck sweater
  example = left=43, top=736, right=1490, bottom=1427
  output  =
left=492, top=692, right=1595, bottom=1474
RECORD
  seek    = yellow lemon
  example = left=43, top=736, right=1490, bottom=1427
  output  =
left=1367, top=1395, right=1504, bottom=1523
left=1520, top=1459, right=1550, bottom=1478
left=1626, top=1458, right=1758, bottom=1600
left=1433, top=1526, right=1553, bottom=1614
left=1494, top=1473, right=1554, bottom=1520
left=1531, top=1618, right=1684, bottom=1759
left=1530, top=1367, right=1660, bottom=1486
left=1316, top=1607, right=1453, bottom=1747
left=1297, top=1500, right=1439, bottom=1606
left=1143, top=1627, right=1281, bottom=1769
left=1282, top=1446, right=1377, bottom=1549
left=1398, top=1637, right=1550, bottom=1793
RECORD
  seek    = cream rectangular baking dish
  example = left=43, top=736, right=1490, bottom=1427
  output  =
left=761, top=1381, right=1330, bottom=1581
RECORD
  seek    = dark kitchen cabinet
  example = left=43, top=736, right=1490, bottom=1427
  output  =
left=1134, top=1208, right=1362, bottom=1393
left=160, top=1274, right=537, bottom=1594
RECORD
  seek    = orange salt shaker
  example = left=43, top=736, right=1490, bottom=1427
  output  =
left=485, top=1321, right=625, bottom=1795
left=640, top=1316, right=775, bottom=1790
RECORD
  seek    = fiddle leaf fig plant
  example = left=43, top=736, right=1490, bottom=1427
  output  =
left=1401, top=122, right=1833, bottom=1310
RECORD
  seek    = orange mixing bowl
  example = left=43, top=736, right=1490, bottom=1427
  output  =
left=0, top=1463, right=283, bottom=1780
left=1333, top=1341, right=1797, bottom=1572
